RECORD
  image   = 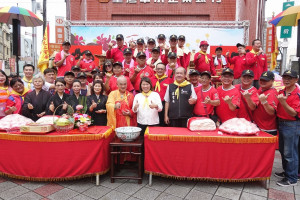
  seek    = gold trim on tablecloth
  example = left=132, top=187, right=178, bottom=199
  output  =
left=144, top=127, right=277, bottom=144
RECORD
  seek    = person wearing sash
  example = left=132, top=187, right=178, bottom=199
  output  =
left=194, top=71, right=219, bottom=122
left=213, top=47, right=228, bottom=70
left=234, top=69, right=259, bottom=122
left=67, top=80, right=88, bottom=114
left=104, top=62, right=134, bottom=94
left=193, top=41, right=216, bottom=75
left=87, top=80, right=107, bottom=126
left=215, top=68, right=241, bottom=123
left=245, top=39, right=267, bottom=89
left=151, top=63, right=172, bottom=126
left=146, top=47, right=162, bottom=70
left=106, top=76, right=137, bottom=129
left=145, top=38, right=156, bottom=59
left=157, top=34, right=168, bottom=55
left=165, top=52, right=179, bottom=79
left=132, top=77, right=162, bottom=135
left=133, top=38, right=147, bottom=60
left=122, top=48, right=135, bottom=77
left=164, top=67, right=197, bottom=127
left=106, top=34, right=127, bottom=62
left=54, top=41, right=76, bottom=77
left=22, top=75, right=51, bottom=121
left=275, top=70, right=300, bottom=187
left=252, top=71, right=278, bottom=135
left=21, top=64, right=35, bottom=90
left=5, top=79, right=31, bottom=115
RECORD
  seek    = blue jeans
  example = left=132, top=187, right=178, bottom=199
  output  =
left=279, top=120, right=300, bottom=183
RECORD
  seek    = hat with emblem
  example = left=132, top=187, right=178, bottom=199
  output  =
left=137, top=38, right=145, bottom=44
left=169, top=34, right=178, bottom=40
left=137, top=52, right=147, bottom=58
left=152, top=47, right=160, bottom=53
left=85, top=50, right=92, bottom=55
left=158, top=34, right=166, bottom=39
left=201, top=71, right=212, bottom=78
left=260, top=71, right=274, bottom=81
left=282, top=70, right=298, bottom=78
left=62, top=41, right=71, bottom=46
left=242, top=69, right=254, bottom=77
left=123, top=48, right=132, bottom=55
left=168, top=52, right=177, bottom=58
left=147, top=38, right=156, bottom=44
left=116, top=34, right=124, bottom=40
left=64, top=71, right=75, bottom=77
left=236, top=43, right=246, bottom=48
left=189, top=69, right=200, bottom=76
left=77, top=72, right=87, bottom=78
left=71, top=65, right=81, bottom=71
left=221, top=68, right=234, bottom=75
left=200, top=40, right=209, bottom=47
left=113, top=61, right=123, bottom=68
left=178, top=35, right=185, bottom=40
left=91, top=68, right=100, bottom=73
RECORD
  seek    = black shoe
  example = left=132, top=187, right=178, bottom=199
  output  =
left=274, top=172, right=285, bottom=179
left=277, top=178, right=297, bottom=187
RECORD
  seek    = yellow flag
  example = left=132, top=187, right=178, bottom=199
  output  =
left=270, top=24, right=279, bottom=71
left=38, top=24, right=49, bottom=73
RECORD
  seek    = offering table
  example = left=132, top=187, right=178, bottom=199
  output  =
left=145, top=127, right=277, bottom=188
left=0, top=126, right=113, bottom=185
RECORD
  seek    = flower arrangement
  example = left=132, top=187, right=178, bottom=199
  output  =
left=73, top=105, right=92, bottom=131
left=73, top=113, right=92, bottom=128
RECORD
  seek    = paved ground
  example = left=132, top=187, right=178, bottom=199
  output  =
left=0, top=150, right=298, bottom=200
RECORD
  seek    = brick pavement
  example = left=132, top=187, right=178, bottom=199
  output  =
left=0, top=150, right=298, bottom=200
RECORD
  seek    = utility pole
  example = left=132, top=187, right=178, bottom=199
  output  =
left=31, top=0, right=37, bottom=67
left=43, top=0, right=47, bottom=35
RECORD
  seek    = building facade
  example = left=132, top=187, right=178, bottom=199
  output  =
left=0, top=23, right=12, bottom=71
left=67, top=0, right=266, bottom=43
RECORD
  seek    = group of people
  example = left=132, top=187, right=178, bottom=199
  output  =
left=0, top=34, right=298, bottom=187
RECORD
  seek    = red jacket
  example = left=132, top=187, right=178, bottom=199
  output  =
left=227, top=54, right=248, bottom=79
left=193, top=52, right=216, bottom=75
left=106, top=45, right=127, bottom=62
left=245, top=52, right=268, bottom=80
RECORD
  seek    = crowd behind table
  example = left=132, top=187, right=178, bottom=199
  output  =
left=0, top=34, right=299, bottom=187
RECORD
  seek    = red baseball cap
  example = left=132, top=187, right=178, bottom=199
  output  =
left=200, top=40, right=209, bottom=47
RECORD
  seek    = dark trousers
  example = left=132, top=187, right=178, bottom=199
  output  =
left=159, top=101, right=166, bottom=127
left=137, top=123, right=157, bottom=137
left=264, top=130, right=278, bottom=136
left=169, top=118, right=188, bottom=128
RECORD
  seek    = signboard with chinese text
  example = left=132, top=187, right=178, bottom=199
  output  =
left=55, top=16, right=65, bottom=43
left=280, top=1, right=294, bottom=38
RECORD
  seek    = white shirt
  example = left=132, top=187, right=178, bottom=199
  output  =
left=42, top=82, right=52, bottom=91
left=132, top=91, right=163, bottom=125
left=164, top=83, right=197, bottom=102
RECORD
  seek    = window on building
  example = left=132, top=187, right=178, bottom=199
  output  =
left=0, top=44, right=3, bottom=53
left=6, top=33, right=9, bottom=41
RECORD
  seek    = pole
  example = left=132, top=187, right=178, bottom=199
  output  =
left=12, top=19, right=20, bottom=76
left=32, top=0, right=37, bottom=67
left=43, top=0, right=47, bottom=35
left=281, top=0, right=290, bottom=74
left=297, top=19, right=300, bottom=84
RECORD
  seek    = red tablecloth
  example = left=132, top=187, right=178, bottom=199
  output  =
left=145, top=127, right=277, bottom=182
left=0, top=126, right=114, bottom=181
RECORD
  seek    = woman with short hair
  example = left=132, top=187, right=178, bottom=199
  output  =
left=22, top=75, right=52, bottom=121
left=132, top=77, right=162, bottom=135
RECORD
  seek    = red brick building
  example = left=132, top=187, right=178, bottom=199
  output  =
left=67, top=0, right=266, bottom=44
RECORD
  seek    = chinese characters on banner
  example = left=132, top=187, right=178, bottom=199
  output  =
left=55, top=16, right=65, bottom=44
left=114, top=0, right=221, bottom=3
